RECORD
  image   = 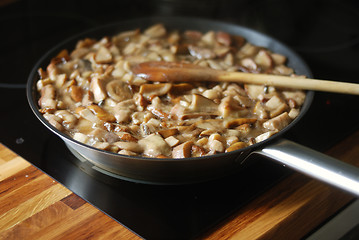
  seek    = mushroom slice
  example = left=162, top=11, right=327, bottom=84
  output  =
left=170, top=83, right=194, bottom=94
left=172, top=141, right=193, bottom=159
left=273, top=65, right=294, bottom=75
left=87, top=105, right=116, bottom=122
left=282, top=90, right=306, bottom=107
left=181, top=113, right=218, bottom=120
left=226, top=142, right=247, bottom=152
left=139, top=83, right=172, bottom=100
left=54, top=110, right=78, bottom=129
left=253, top=101, right=268, bottom=119
left=240, top=58, right=258, bottom=72
left=90, top=76, right=107, bottom=103
left=263, top=112, right=292, bottom=131
left=265, top=95, right=288, bottom=118
left=43, top=113, right=63, bottom=131
left=138, top=134, right=171, bottom=157
left=215, top=31, right=231, bottom=46
left=73, top=132, right=89, bottom=144
left=188, top=45, right=216, bottom=59
left=116, top=132, right=138, bottom=142
left=113, top=141, right=142, bottom=153
left=271, top=53, right=287, bottom=65
left=208, top=139, right=224, bottom=153
left=165, top=136, right=180, bottom=147
left=158, top=128, right=179, bottom=138
left=79, top=107, right=100, bottom=124
left=244, top=84, right=265, bottom=100
left=194, top=119, right=224, bottom=132
left=254, top=50, right=274, bottom=69
left=69, top=85, right=83, bottom=102
left=38, top=84, right=57, bottom=110
left=255, top=131, right=277, bottom=143
left=106, top=80, right=133, bottom=102
left=95, top=46, right=113, bottom=64
left=89, top=128, right=119, bottom=143
left=93, top=142, right=111, bottom=150
left=225, top=118, right=257, bottom=128
left=188, top=94, right=218, bottom=112
left=218, top=96, right=247, bottom=118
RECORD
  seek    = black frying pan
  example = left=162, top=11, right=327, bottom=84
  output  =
left=27, top=17, right=359, bottom=195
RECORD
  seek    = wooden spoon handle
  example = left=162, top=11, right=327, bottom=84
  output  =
left=218, top=71, right=359, bottom=95
left=132, top=61, right=359, bottom=95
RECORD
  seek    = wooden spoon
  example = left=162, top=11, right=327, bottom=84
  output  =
left=132, top=61, right=359, bottom=95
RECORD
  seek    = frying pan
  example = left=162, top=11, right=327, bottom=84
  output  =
left=27, top=17, right=359, bottom=196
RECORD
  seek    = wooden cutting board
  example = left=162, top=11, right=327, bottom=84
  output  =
left=1, top=129, right=358, bottom=239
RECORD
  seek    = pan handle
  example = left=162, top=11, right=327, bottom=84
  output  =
left=253, top=139, right=359, bottom=196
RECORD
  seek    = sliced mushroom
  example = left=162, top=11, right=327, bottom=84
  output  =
left=165, top=136, right=180, bottom=147
left=202, top=87, right=222, bottom=100
left=87, top=105, right=116, bottom=122
left=226, top=142, right=247, bottom=152
left=263, top=112, right=292, bottom=131
left=89, top=127, right=119, bottom=143
left=240, top=58, right=258, bottom=72
left=265, top=95, right=288, bottom=118
left=93, top=142, right=111, bottom=150
left=188, top=45, right=216, bottom=59
left=114, top=100, right=136, bottom=123
left=73, top=132, right=89, bottom=144
left=201, top=31, right=215, bottom=46
left=244, top=84, right=265, bottom=100
left=38, top=84, right=57, bottom=109
left=116, top=131, right=138, bottom=142
left=90, top=76, right=107, bottom=103
left=188, top=94, right=218, bottom=113
left=95, top=46, right=113, bottom=64
left=282, top=90, right=306, bottom=106
left=255, top=131, right=277, bottom=143
left=139, top=83, right=172, bottom=99
left=225, top=118, right=257, bottom=128
left=254, top=50, right=274, bottom=70
left=54, top=110, right=78, bottom=129
left=180, top=113, right=219, bottom=120
left=273, top=65, right=294, bottom=75
left=106, top=80, right=133, bottom=102
left=218, top=96, right=247, bottom=118
left=271, top=53, right=287, bottom=65
left=172, top=141, right=193, bottom=158
left=69, top=85, right=83, bottom=102
left=158, top=128, right=179, bottom=138
left=170, top=83, right=194, bottom=95
left=138, top=134, right=171, bottom=157
left=113, top=141, right=142, bottom=153
left=215, top=31, right=231, bottom=46
left=183, top=30, right=203, bottom=42
left=207, top=139, right=224, bottom=153
left=253, top=101, right=268, bottom=119
left=43, top=113, right=63, bottom=131
left=79, top=108, right=101, bottom=124
left=288, top=108, right=300, bottom=119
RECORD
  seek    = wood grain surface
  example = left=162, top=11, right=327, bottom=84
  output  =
left=0, top=129, right=358, bottom=239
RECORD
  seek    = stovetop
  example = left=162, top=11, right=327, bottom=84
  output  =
left=1, top=0, right=359, bottom=239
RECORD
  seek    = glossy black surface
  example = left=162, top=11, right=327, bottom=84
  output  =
left=1, top=0, right=359, bottom=239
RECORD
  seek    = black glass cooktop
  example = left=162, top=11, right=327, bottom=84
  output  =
left=1, top=0, right=359, bottom=239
